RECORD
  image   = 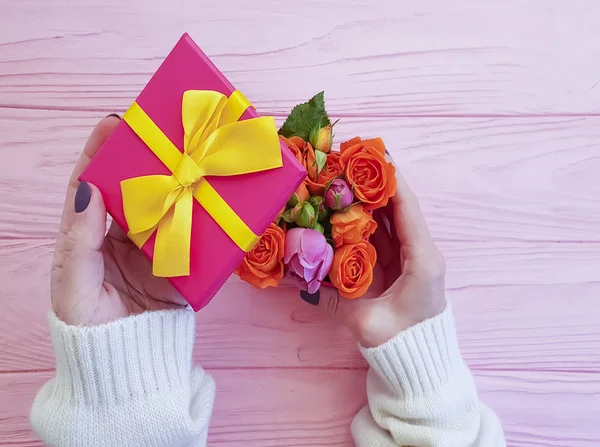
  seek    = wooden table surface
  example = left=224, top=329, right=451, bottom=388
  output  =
left=1, top=1, right=599, bottom=445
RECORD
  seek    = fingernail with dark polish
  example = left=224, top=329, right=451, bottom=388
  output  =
left=106, top=113, right=121, bottom=119
left=74, top=181, right=91, bottom=213
left=300, top=290, right=320, bottom=305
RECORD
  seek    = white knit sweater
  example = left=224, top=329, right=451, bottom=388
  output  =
left=31, top=305, right=505, bottom=446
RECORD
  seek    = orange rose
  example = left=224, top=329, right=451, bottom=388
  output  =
left=340, top=137, right=396, bottom=210
left=304, top=143, right=317, bottom=180
left=330, top=204, right=377, bottom=247
left=235, top=223, right=285, bottom=288
left=306, top=151, right=344, bottom=195
left=280, top=136, right=317, bottom=179
left=281, top=136, right=305, bottom=165
left=329, top=240, right=377, bottom=299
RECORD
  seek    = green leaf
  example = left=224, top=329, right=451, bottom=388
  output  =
left=315, top=150, right=327, bottom=176
left=278, top=91, right=331, bottom=140
left=312, top=222, right=325, bottom=234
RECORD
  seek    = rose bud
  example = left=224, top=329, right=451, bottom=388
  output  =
left=309, top=124, right=333, bottom=153
left=291, top=201, right=316, bottom=228
left=287, top=182, right=310, bottom=207
left=312, top=222, right=325, bottom=234
left=284, top=228, right=334, bottom=294
left=308, top=195, right=328, bottom=222
left=325, top=179, right=353, bottom=211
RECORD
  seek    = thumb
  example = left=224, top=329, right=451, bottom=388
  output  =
left=70, top=181, right=107, bottom=252
left=54, top=181, right=107, bottom=320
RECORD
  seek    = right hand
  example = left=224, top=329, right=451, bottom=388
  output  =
left=52, top=115, right=188, bottom=327
left=301, top=157, right=447, bottom=348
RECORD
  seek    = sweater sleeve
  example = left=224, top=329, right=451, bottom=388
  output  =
left=352, top=305, right=506, bottom=447
left=31, top=308, right=215, bottom=447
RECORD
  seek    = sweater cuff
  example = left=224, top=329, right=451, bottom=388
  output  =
left=49, top=308, right=196, bottom=405
left=359, top=304, right=464, bottom=399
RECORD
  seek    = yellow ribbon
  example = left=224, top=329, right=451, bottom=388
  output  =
left=121, top=90, right=282, bottom=277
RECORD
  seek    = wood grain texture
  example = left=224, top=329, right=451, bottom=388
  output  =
left=3, top=370, right=599, bottom=446
left=2, top=109, right=600, bottom=242
left=2, top=238, right=599, bottom=372
left=1, top=0, right=600, bottom=445
left=2, top=0, right=600, bottom=115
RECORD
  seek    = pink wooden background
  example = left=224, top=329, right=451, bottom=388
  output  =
left=1, top=0, right=600, bottom=445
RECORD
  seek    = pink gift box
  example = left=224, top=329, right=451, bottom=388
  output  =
left=81, top=34, right=306, bottom=311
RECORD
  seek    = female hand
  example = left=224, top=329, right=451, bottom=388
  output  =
left=52, top=115, right=187, bottom=326
left=301, top=158, right=447, bottom=348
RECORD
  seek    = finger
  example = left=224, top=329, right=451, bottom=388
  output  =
left=371, top=216, right=402, bottom=288
left=381, top=201, right=403, bottom=271
left=371, top=210, right=395, bottom=269
left=59, top=114, right=121, bottom=236
left=381, top=201, right=399, bottom=246
left=300, top=286, right=348, bottom=318
left=59, top=182, right=107, bottom=304
left=70, top=182, right=107, bottom=252
left=385, top=152, right=433, bottom=250
left=300, top=289, right=321, bottom=306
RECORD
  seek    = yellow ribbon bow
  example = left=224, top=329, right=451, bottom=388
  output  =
left=121, top=90, right=282, bottom=277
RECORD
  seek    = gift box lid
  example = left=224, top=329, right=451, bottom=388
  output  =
left=80, top=33, right=306, bottom=311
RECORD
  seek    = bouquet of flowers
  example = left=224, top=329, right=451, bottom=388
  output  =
left=236, top=92, right=396, bottom=299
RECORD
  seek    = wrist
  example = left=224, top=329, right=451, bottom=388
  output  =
left=353, top=297, right=447, bottom=348
left=52, top=301, right=128, bottom=326
left=47, top=308, right=196, bottom=404
left=358, top=303, right=465, bottom=397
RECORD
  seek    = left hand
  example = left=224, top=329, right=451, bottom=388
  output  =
left=299, top=158, right=446, bottom=347
left=51, top=115, right=188, bottom=326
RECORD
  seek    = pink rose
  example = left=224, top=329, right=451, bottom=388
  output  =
left=284, top=228, right=333, bottom=293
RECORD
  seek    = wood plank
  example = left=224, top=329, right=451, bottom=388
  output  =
left=2, top=238, right=598, bottom=372
left=2, top=0, right=600, bottom=115
left=1, top=369, right=363, bottom=447
left=2, top=2, right=598, bottom=446
left=474, top=371, right=600, bottom=447
left=2, top=369, right=598, bottom=446
left=2, top=109, right=599, bottom=242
